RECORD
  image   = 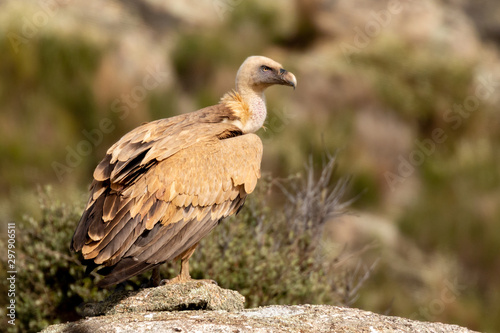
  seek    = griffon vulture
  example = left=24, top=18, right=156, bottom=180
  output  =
left=71, top=56, right=297, bottom=287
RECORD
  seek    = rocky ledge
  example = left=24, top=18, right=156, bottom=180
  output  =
left=80, top=280, right=245, bottom=316
left=41, top=281, right=478, bottom=333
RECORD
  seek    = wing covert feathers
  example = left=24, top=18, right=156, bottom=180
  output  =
left=71, top=106, right=263, bottom=287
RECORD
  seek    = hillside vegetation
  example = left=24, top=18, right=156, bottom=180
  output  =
left=1, top=0, right=500, bottom=332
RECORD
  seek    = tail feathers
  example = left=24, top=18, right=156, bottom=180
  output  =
left=96, top=258, right=157, bottom=288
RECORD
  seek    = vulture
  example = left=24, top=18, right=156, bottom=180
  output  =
left=71, top=56, right=297, bottom=288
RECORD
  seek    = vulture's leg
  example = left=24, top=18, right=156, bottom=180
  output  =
left=160, top=243, right=198, bottom=284
left=149, top=267, right=161, bottom=287
left=160, top=243, right=217, bottom=285
left=177, top=251, right=193, bottom=282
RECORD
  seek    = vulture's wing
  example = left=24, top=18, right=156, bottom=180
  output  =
left=71, top=111, right=262, bottom=286
left=72, top=108, right=240, bottom=250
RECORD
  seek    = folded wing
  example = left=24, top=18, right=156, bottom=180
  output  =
left=71, top=111, right=262, bottom=286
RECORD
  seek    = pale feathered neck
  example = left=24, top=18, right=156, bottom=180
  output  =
left=220, top=90, right=267, bottom=133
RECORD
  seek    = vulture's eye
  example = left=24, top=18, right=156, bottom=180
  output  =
left=261, top=65, right=272, bottom=72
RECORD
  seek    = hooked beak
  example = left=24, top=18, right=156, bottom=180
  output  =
left=279, top=68, right=297, bottom=90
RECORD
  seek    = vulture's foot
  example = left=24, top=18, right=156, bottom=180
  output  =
left=159, top=276, right=218, bottom=286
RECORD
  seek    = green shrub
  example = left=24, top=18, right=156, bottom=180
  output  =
left=0, top=186, right=108, bottom=333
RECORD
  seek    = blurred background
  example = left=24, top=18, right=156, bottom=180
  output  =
left=1, top=0, right=500, bottom=332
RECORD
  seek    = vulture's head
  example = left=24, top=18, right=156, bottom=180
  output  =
left=236, top=56, right=297, bottom=93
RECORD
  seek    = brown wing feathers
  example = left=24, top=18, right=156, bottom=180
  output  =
left=97, top=206, right=229, bottom=286
left=71, top=105, right=263, bottom=287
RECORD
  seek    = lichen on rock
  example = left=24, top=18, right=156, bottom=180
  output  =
left=81, top=280, right=245, bottom=317
left=43, top=304, right=479, bottom=333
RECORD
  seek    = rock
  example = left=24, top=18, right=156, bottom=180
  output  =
left=81, top=281, right=245, bottom=316
left=42, top=304, right=478, bottom=333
